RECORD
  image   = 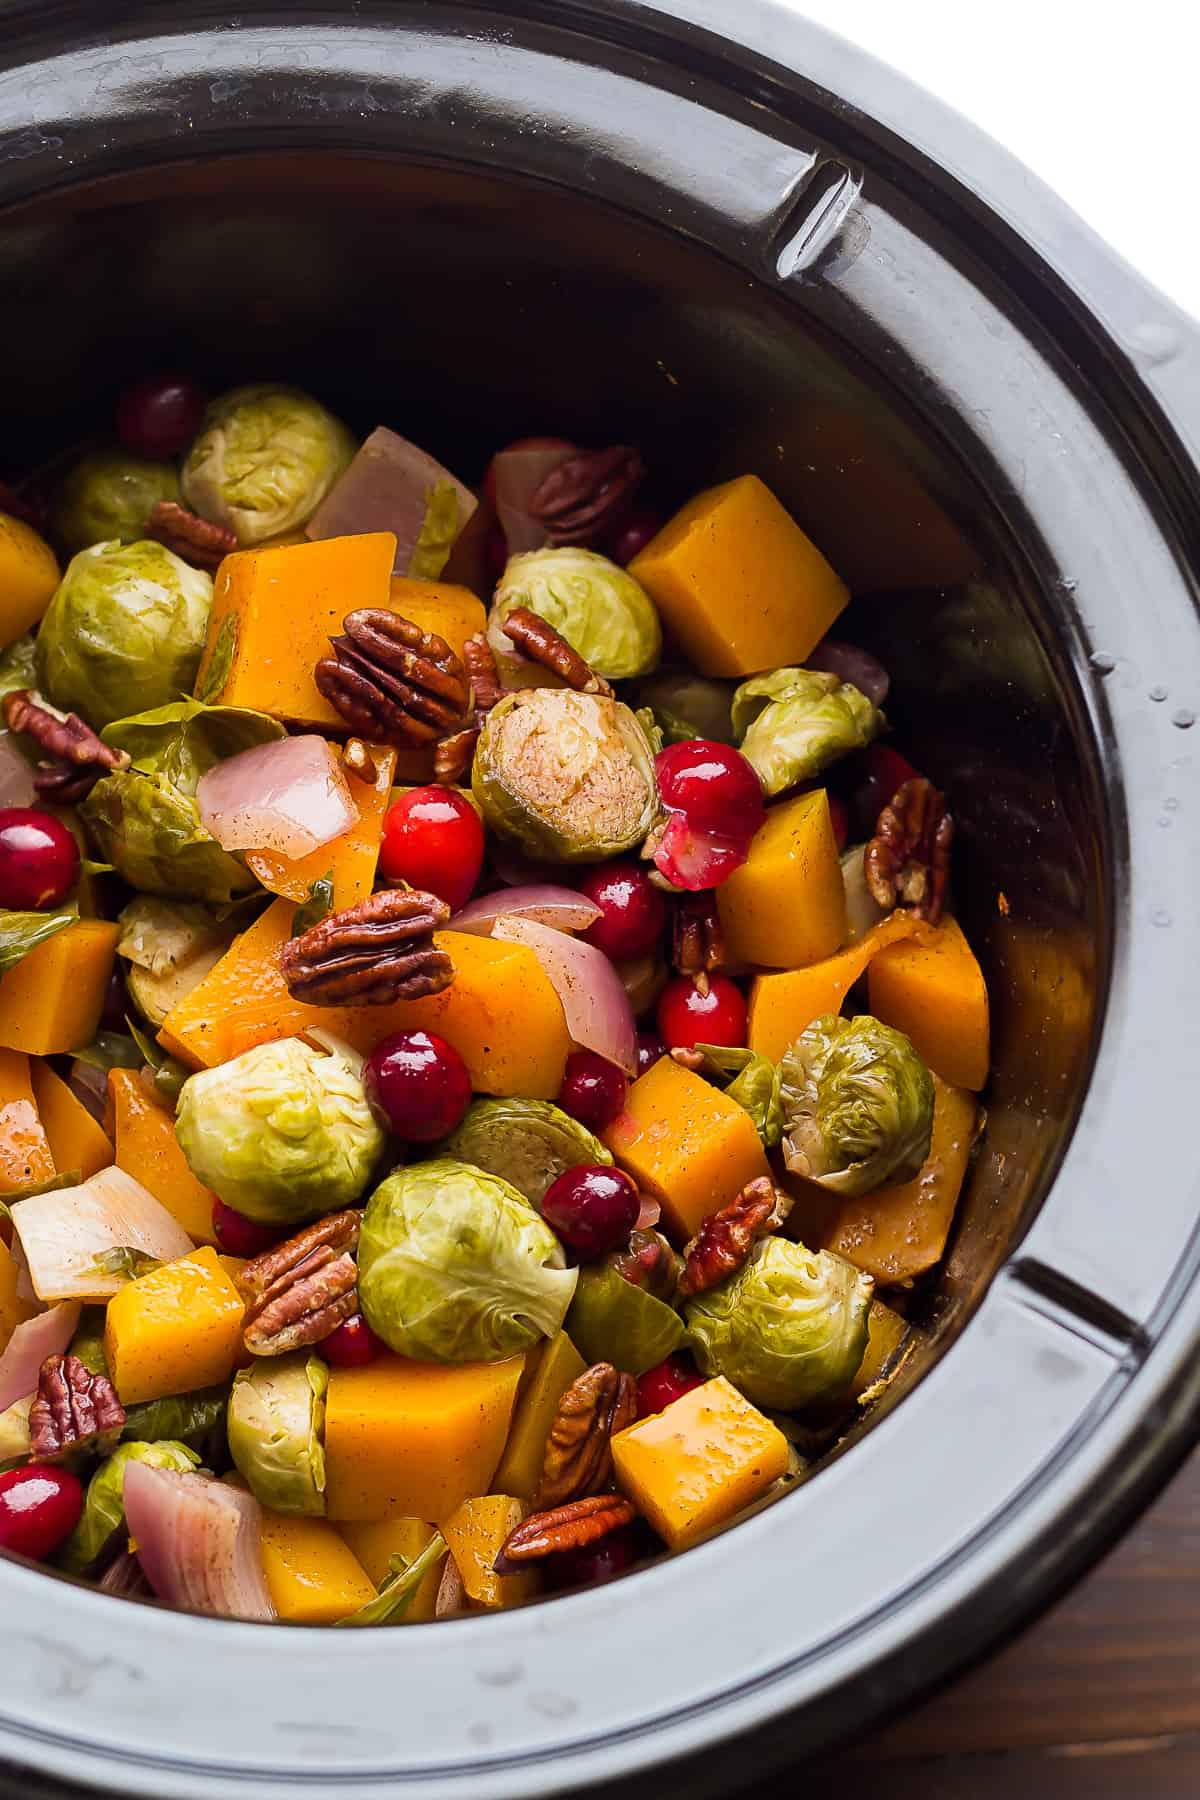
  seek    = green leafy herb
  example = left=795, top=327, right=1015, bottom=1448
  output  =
left=291, top=875, right=334, bottom=937
left=73, top=1031, right=143, bottom=1072
left=333, top=1533, right=447, bottom=1628
left=86, top=1246, right=162, bottom=1282
left=195, top=614, right=239, bottom=704
left=0, top=908, right=76, bottom=977
left=126, top=1015, right=166, bottom=1070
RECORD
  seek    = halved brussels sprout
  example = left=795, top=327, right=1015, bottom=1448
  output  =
left=117, top=896, right=237, bottom=1026
left=635, top=671, right=736, bottom=745
left=685, top=1238, right=872, bottom=1411
left=176, top=1034, right=383, bottom=1226
left=228, top=1353, right=327, bottom=1517
left=181, top=384, right=356, bottom=546
left=490, top=547, right=661, bottom=681
left=779, top=1012, right=934, bottom=1197
left=731, top=667, right=883, bottom=797
left=37, top=539, right=213, bottom=730
left=59, top=1439, right=200, bottom=1574
left=566, top=1259, right=685, bottom=1375
left=473, top=689, right=658, bottom=863
left=357, top=1158, right=578, bottom=1363
left=51, top=451, right=181, bottom=557
left=690, top=1043, right=783, bottom=1149
left=440, top=1098, right=612, bottom=1208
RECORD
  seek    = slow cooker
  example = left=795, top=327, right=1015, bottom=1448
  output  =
left=0, top=3, right=1197, bottom=1795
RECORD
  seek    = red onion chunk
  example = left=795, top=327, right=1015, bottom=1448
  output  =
left=450, top=885, right=602, bottom=937
left=0, top=734, right=34, bottom=809
left=123, top=1464, right=275, bottom=1622
left=635, top=1193, right=662, bottom=1231
left=490, top=439, right=575, bottom=556
left=806, top=638, right=890, bottom=709
left=0, top=1303, right=80, bottom=1414
left=11, top=1167, right=194, bottom=1303
left=306, top=426, right=478, bottom=577
left=197, top=736, right=358, bottom=859
left=491, top=915, right=637, bottom=1076
left=67, top=1059, right=109, bottom=1127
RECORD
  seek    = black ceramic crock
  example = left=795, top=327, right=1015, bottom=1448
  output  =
left=0, top=4, right=1197, bottom=1795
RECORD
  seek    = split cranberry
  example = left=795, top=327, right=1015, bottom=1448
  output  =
left=578, top=861, right=666, bottom=961
left=320, top=1313, right=384, bottom=1368
left=116, top=373, right=206, bottom=461
left=635, top=1029, right=667, bottom=1079
left=558, top=1050, right=628, bottom=1133
left=850, top=742, right=920, bottom=841
left=636, top=1353, right=706, bottom=1419
left=656, top=973, right=747, bottom=1051
left=541, top=1164, right=640, bottom=1260
left=651, top=742, right=763, bottom=891
left=211, top=1199, right=282, bottom=1259
left=543, top=1523, right=638, bottom=1591
left=607, top=508, right=663, bottom=566
left=0, top=1465, right=83, bottom=1561
left=379, top=786, right=484, bottom=913
left=0, top=808, right=79, bottom=909
left=365, top=1029, right=472, bottom=1141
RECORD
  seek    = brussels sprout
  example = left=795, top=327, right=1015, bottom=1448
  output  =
left=36, top=539, right=212, bottom=730
left=118, top=896, right=237, bottom=1026
left=176, top=1033, right=384, bottom=1226
left=473, top=689, right=658, bottom=863
left=779, top=1013, right=934, bottom=1197
left=490, top=547, right=661, bottom=681
left=51, top=451, right=181, bottom=557
left=60, top=1439, right=200, bottom=1574
left=357, top=1158, right=577, bottom=1363
left=635, top=671, right=736, bottom=745
left=440, top=1098, right=612, bottom=1208
left=121, top=1386, right=229, bottom=1457
left=181, top=384, right=356, bottom=546
left=228, top=1353, right=328, bottom=1517
left=566, top=1261, right=685, bottom=1374
left=731, top=667, right=883, bottom=797
left=689, top=1043, right=784, bottom=1149
left=685, top=1237, right=872, bottom=1411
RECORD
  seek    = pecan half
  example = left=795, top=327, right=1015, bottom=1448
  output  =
left=315, top=609, right=470, bottom=748
left=463, top=633, right=503, bottom=715
left=235, top=1209, right=362, bottom=1304
left=529, top=445, right=646, bottom=547
left=678, top=1175, right=791, bottom=1299
left=237, top=1210, right=363, bottom=1355
left=501, top=607, right=613, bottom=698
left=433, top=725, right=478, bottom=786
left=865, top=777, right=953, bottom=923
left=536, top=1363, right=637, bottom=1510
left=147, top=499, right=237, bottom=569
left=3, top=688, right=130, bottom=803
left=280, top=888, right=453, bottom=1006
left=672, top=894, right=724, bottom=995
left=495, top=1495, right=636, bottom=1568
left=29, top=1353, right=125, bottom=1461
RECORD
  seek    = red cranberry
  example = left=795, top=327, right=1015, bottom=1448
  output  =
left=379, top=786, right=484, bottom=913
left=636, top=1353, right=706, bottom=1419
left=635, top=1029, right=667, bottom=1079
left=828, top=791, right=850, bottom=852
left=656, top=742, right=764, bottom=838
left=320, top=1313, right=384, bottom=1368
left=657, top=973, right=747, bottom=1051
left=608, top=508, right=663, bottom=566
left=211, top=1199, right=282, bottom=1259
left=541, top=1164, right=640, bottom=1259
left=0, top=808, right=79, bottom=909
left=850, top=743, right=921, bottom=841
left=116, top=373, right=206, bottom=461
left=365, top=1029, right=472, bottom=1141
left=578, top=861, right=666, bottom=961
left=543, top=1523, right=638, bottom=1590
left=0, top=1465, right=83, bottom=1560
left=558, top=1050, right=628, bottom=1132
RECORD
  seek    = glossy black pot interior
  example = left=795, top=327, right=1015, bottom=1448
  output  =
left=0, top=6, right=1196, bottom=1797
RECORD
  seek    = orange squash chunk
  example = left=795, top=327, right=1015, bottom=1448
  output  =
left=337, top=1517, right=443, bottom=1621
left=388, top=578, right=487, bottom=659
left=107, top=1069, right=217, bottom=1244
left=245, top=744, right=398, bottom=910
left=104, top=1246, right=245, bottom=1404
left=0, top=921, right=120, bottom=1056
left=747, top=913, right=932, bottom=1064
left=260, top=1515, right=377, bottom=1624
left=716, top=789, right=846, bottom=970
left=441, top=1496, right=536, bottom=1610
left=29, top=1061, right=113, bottom=1181
left=868, top=915, right=989, bottom=1091
left=0, top=1240, right=39, bottom=1350
left=0, top=513, right=60, bottom=645
left=0, top=1049, right=55, bottom=1193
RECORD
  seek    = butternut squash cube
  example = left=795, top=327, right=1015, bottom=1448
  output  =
left=159, top=900, right=570, bottom=1099
left=337, top=1517, right=442, bottom=1621
left=611, top=1375, right=788, bottom=1550
left=324, top=1354, right=525, bottom=1523
left=868, top=915, right=990, bottom=1091
left=747, top=913, right=932, bottom=1064
left=602, top=1057, right=769, bottom=1241
left=441, top=1495, right=536, bottom=1610
left=0, top=1240, right=38, bottom=1351
left=0, top=513, right=59, bottom=646
left=629, top=474, right=848, bottom=678
left=820, top=1077, right=979, bottom=1284
left=492, top=1330, right=587, bottom=1501
left=0, top=1048, right=56, bottom=1193
left=388, top=578, right=487, bottom=660
left=245, top=744, right=398, bottom=910
left=104, top=1246, right=245, bottom=1404
left=29, top=1060, right=113, bottom=1182
left=260, top=1513, right=377, bottom=1624
left=716, top=789, right=846, bottom=970
left=0, top=921, right=120, bottom=1056
left=194, top=532, right=397, bottom=727
left=107, top=1068, right=217, bottom=1244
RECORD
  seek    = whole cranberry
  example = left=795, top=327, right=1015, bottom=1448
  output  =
left=558, top=1050, right=628, bottom=1132
left=541, top=1164, right=640, bottom=1260
left=320, top=1313, right=384, bottom=1368
left=116, top=373, right=206, bottom=461
left=636, top=1354, right=706, bottom=1419
left=635, top=1029, right=667, bottom=1078
left=211, top=1199, right=282, bottom=1259
left=578, top=861, right=667, bottom=961
left=379, top=786, right=484, bottom=913
left=0, top=1465, right=83, bottom=1560
left=543, top=1523, right=638, bottom=1591
left=365, top=1029, right=472, bottom=1141
left=657, top=973, right=747, bottom=1051
left=656, top=741, right=764, bottom=839
left=0, top=808, right=79, bottom=909
left=608, top=509, right=663, bottom=566
left=850, top=743, right=921, bottom=841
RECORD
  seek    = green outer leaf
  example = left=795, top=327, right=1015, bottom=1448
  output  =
left=566, top=1263, right=685, bottom=1375
left=73, top=1031, right=143, bottom=1072
left=120, top=1386, right=229, bottom=1456
left=195, top=613, right=239, bottom=704
left=3, top=1168, right=82, bottom=1206
left=0, top=908, right=75, bottom=977
left=291, top=875, right=334, bottom=937
left=0, top=634, right=37, bottom=704
left=100, top=697, right=285, bottom=795
left=408, top=481, right=461, bottom=581
left=692, top=1042, right=784, bottom=1149
left=68, top=1307, right=110, bottom=1377
left=126, top=1015, right=167, bottom=1070
left=333, top=1533, right=447, bottom=1628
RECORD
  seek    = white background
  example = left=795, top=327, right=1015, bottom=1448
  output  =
left=781, top=1, right=1200, bottom=320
